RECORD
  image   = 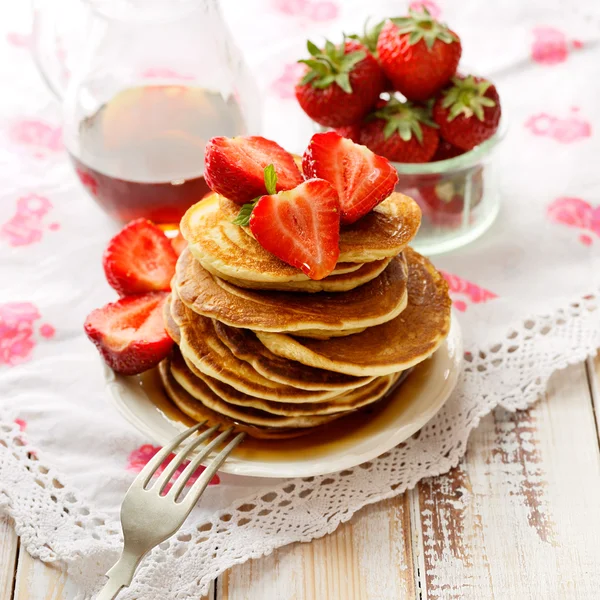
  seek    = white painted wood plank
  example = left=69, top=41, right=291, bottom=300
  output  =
left=11, top=548, right=215, bottom=600
left=587, top=352, right=600, bottom=442
left=13, top=546, right=72, bottom=600
left=0, top=518, right=18, bottom=600
left=219, top=494, right=416, bottom=600
left=414, top=362, right=600, bottom=599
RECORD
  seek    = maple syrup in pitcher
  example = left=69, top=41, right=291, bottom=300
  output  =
left=70, top=85, right=247, bottom=226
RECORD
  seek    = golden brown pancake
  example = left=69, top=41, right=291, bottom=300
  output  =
left=174, top=249, right=408, bottom=334
left=181, top=193, right=421, bottom=284
left=202, top=257, right=392, bottom=293
left=172, top=346, right=398, bottom=416
left=170, top=354, right=341, bottom=429
left=169, top=292, right=357, bottom=402
left=213, top=320, right=373, bottom=391
left=255, top=248, right=451, bottom=376
left=159, top=359, right=314, bottom=439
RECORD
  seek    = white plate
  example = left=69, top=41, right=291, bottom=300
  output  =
left=105, top=316, right=462, bottom=478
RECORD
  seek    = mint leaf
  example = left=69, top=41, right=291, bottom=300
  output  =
left=232, top=202, right=255, bottom=226
left=264, top=164, right=277, bottom=195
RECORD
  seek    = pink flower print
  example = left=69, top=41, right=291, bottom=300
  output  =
left=271, top=62, right=305, bottom=99
left=39, top=324, right=56, bottom=339
left=273, top=0, right=338, bottom=21
left=0, top=302, right=48, bottom=367
left=6, top=33, right=31, bottom=48
left=127, top=444, right=220, bottom=489
left=409, top=0, right=441, bottom=18
left=1, top=194, right=56, bottom=247
left=547, top=197, right=600, bottom=245
left=441, top=272, right=497, bottom=312
left=141, top=67, right=195, bottom=81
left=9, top=119, right=62, bottom=158
left=531, top=27, right=583, bottom=65
left=14, top=418, right=27, bottom=431
left=305, top=1, right=337, bottom=21
left=525, top=107, right=591, bottom=143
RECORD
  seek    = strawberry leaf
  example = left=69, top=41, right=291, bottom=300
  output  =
left=232, top=203, right=255, bottom=227
left=441, top=76, right=497, bottom=122
left=264, top=164, right=277, bottom=195
left=233, top=165, right=278, bottom=226
left=297, top=36, right=366, bottom=93
left=373, top=98, right=436, bottom=145
left=307, top=40, right=321, bottom=56
left=336, top=72, right=352, bottom=94
left=391, top=9, right=458, bottom=50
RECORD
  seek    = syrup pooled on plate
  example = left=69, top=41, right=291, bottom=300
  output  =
left=70, top=85, right=246, bottom=226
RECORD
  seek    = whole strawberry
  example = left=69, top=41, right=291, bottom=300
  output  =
left=376, top=8, right=461, bottom=101
left=295, top=38, right=385, bottom=127
left=359, top=98, right=439, bottom=163
left=433, top=75, right=501, bottom=151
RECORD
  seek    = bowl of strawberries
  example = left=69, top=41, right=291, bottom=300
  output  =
left=294, top=7, right=505, bottom=255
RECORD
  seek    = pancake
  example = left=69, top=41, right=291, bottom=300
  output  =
left=202, top=257, right=392, bottom=293
left=255, top=248, right=451, bottom=376
left=174, top=249, right=408, bottom=334
left=213, top=321, right=373, bottom=391
left=169, top=353, right=341, bottom=429
left=170, top=292, right=358, bottom=402
left=159, top=359, right=313, bottom=439
left=172, top=346, right=399, bottom=416
left=163, top=296, right=181, bottom=343
left=181, top=192, right=420, bottom=284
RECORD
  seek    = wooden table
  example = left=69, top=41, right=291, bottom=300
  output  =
left=2, top=354, right=599, bottom=599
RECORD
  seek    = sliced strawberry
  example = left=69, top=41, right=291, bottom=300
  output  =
left=249, top=179, right=340, bottom=280
left=84, top=292, right=173, bottom=375
left=103, top=219, right=177, bottom=296
left=204, top=136, right=303, bottom=205
left=302, top=132, right=398, bottom=225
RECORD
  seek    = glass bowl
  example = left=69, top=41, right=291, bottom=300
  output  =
left=394, top=121, right=506, bottom=255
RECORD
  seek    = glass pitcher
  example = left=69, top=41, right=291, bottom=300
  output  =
left=33, top=0, right=261, bottom=225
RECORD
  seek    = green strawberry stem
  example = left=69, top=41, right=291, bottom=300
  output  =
left=391, top=6, right=458, bottom=50
left=442, top=76, right=496, bottom=121
left=349, top=18, right=385, bottom=54
left=298, top=36, right=366, bottom=94
left=370, top=97, right=438, bottom=144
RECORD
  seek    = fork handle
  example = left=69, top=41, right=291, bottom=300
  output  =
left=97, top=552, right=141, bottom=600
left=96, top=577, right=125, bottom=600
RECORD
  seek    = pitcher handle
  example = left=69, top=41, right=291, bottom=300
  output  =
left=31, top=0, right=75, bottom=100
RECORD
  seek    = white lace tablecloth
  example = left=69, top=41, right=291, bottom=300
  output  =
left=1, top=1, right=599, bottom=598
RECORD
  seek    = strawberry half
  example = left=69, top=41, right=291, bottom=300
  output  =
left=204, top=136, right=303, bottom=205
left=84, top=292, right=173, bottom=375
left=103, top=219, right=177, bottom=296
left=249, top=179, right=341, bottom=280
left=302, top=132, right=398, bottom=225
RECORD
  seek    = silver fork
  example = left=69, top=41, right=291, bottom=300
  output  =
left=97, top=422, right=245, bottom=599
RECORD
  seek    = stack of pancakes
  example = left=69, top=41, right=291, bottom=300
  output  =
left=160, top=192, right=451, bottom=439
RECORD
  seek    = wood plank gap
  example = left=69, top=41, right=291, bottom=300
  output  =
left=585, top=355, right=600, bottom=448
left=408, top=487, right=426, bottom=600
left=10, top=537, right=20, bottom=600
left=0, top=519, right=19, bottom=600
